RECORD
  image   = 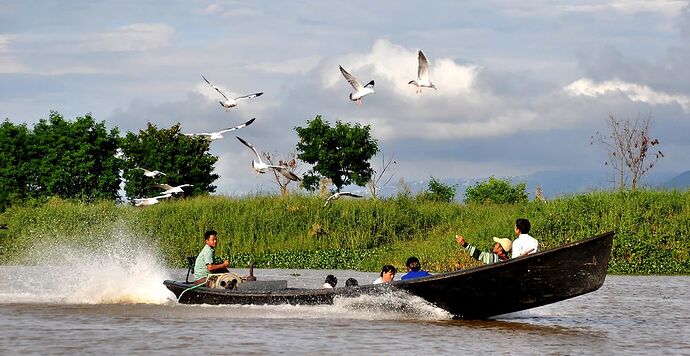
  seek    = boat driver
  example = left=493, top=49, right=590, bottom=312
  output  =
left=194, top=230, right=230, bottom=284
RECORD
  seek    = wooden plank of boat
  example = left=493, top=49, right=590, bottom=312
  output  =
left=164, top=231, right=614, bottom=319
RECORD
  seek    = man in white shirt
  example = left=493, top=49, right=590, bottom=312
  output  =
left=511, top=218, right=538, bottom=258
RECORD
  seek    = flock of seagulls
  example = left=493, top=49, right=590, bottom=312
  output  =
left=133, top=49, right=435, bottom=206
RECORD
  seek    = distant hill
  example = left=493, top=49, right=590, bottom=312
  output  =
left=662, top=170, right=690, bottom=190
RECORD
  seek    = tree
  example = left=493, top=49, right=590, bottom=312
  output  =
left=464, top=176, right=527, bottom=204
left=27, top=112, right=122, bottom=201
left=417, top=176, right=457, bottom=203
left=592, top=113, right=663, bottom=190
left=367, top=151, right=396, bottom=199
left=120, top=123, right=219, bottom=200
left=0, top=120, right=31, bottom=210
left=262, top=150, right=301, bottom=196
left=295, top=115, right=379, bottom=192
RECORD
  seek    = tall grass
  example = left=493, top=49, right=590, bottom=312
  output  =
left=1, top=190, right=688, bottom=274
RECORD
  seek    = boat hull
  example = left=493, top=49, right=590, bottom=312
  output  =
left=164, top=232, right=614, bottom=319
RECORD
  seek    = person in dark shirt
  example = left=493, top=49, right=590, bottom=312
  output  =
left=401, top=256, right=431, bottom=280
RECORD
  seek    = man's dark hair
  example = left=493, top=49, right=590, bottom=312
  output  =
left=345, top=278, right=359, bottom=287
left=515, top=219, right=531, bottom=234
left=405, top=256, right=421, bottom=271
left=325, top=274, right=337, bottom=288
left=380, top=264, right=397, bottom=276
left=204, top=230, right=218, bottom=240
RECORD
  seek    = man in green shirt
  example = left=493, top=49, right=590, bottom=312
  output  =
left=455, top=234, right=511, bottom=264
left=194, top=230, right=230, bottom=283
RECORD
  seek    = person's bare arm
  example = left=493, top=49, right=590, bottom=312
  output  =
left=207, top=260, right=229, bottom=272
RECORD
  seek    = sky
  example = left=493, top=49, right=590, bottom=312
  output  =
left=2, top=0, right=690, bottom=196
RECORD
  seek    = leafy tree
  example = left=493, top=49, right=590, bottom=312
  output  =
left=27, top=112, right=121, bottom=201
left=464, top=176, right=527, bottom=204
left=591, top=113, right=663, bottom=190
left=0, top=120, right=32, bottom=210
left=120, top=123, right=218, bottom=200
left=295, top=115, right=379, bottom=192
left=417, top=176, right=457, bottom=203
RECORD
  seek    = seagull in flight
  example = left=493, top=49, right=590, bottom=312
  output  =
left=236, top=136, right=301, bottom=181
left=324, top=192, right=363, bottom=207
left=136, top=168, right=167, bottom=178
left=185, top=118, right=255, bottom=140
left=408, top=50, right=436, bottom=93
left=202, top=75, right=263, bottom=110
left=154, top=183, right=193, bottom=195
left=339, top=65, right=375, bottom=105
left=133, top=193, right=172, bottom=207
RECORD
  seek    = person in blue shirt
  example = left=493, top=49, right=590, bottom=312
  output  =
left=401, top=256, right=431, bottom=280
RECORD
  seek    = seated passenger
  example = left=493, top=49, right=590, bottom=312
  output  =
left=455, top=234, right=511, bottom=264
left=345, top=278, right=359, bottom=287
left=512, top=218, right=538, bottom=258
left=194, top=230, right=230, bottom=283
left=401, top=256, right=431, bottom=280
left=373, top=265, right=397, bottom=284
left=323, top=274, right=337, bottom=289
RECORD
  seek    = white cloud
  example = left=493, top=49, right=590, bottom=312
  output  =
left=564, top=78, right=690, bottom=112
left=559, top=0, right=685, bottom=16
left=248, top=55, right=321, bottom=75
left=83, top=23, right=174, bottom=52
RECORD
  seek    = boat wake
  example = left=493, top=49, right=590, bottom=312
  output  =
left=177, top=290, right=453, bottom=321
left=0, top=228, right=172, bottom=305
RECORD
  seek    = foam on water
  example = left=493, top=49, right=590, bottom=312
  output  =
left=0, top=228, right=173, bottom=304
left=177, top=289, right=452, bottom=321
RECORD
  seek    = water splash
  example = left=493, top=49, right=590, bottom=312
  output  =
left=0, top=227, right=172, bottom=304
left=175, top=289, right=452, bottom=321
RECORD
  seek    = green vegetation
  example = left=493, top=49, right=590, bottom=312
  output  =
left=1, top=190, right=688, bottom=274
left=295, top=115, right=379, bottom=192
left=464, top=176, right=528, bottom=204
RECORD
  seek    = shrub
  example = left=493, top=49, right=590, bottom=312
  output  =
left=464, top=176, right=527, bottom=204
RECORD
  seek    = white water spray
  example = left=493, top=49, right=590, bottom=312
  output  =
left=0, top=227, right=173, bottom=304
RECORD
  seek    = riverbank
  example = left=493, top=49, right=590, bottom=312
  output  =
left=0, top=190, right=688, bottom=274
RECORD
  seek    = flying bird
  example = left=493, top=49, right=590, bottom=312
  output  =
left=339, top=65, right=375, bottom=105
left=408, top=50, right=436, bottom=93
left=202, top=75, right=263, bottom=110
left=236, top=136, right=301, bottom=181
left=185, top=118, right=255, bottom=140
left=133, top=194, right=172, bottom=207
left=324, top=192, right=363, bottom=207
left=154, top=183, right=193, bottom=195
left=136, top=168, right=167, bottom=178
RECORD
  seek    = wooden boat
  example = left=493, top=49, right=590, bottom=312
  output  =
left=164, top=231, right=614, bottom=319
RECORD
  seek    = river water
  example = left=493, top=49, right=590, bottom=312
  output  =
left=0, top=237, right=688, bottom=355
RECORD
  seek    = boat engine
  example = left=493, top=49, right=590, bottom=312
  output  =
left=207, top=272, right=246, bottom=289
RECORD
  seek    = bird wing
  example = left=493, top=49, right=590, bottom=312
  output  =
left=418, top=50, right=430, bottom=80
left=135, top=167, right=151, bottom=174
left=269, top=166, right=301, bottom=181
left=339, top=65, right=363, bottom=91
left=154, top=183, right=173, bottom=190
left=235, top=92, right=263, bottom=101
left=218, top=118, right=256, bottom=134
left=236, top=136, right=261, bottom=160
left=153, top=194, right=173, bottom=200
left=341, top=192, right=363, bottom=198
left=202, top=75, right=230, bottom=101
